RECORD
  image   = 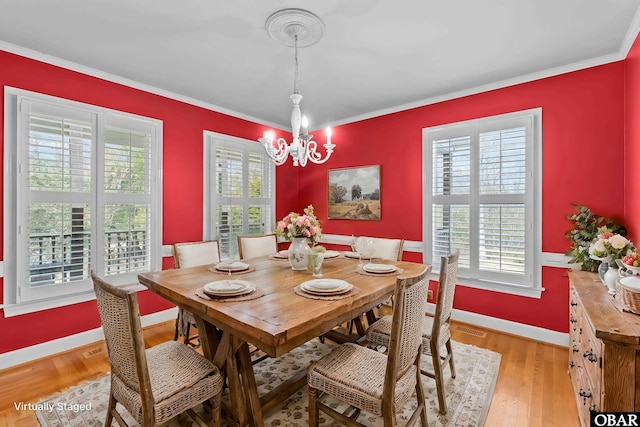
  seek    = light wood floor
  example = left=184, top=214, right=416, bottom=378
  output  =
left=0, top=320, right=580, bottom=427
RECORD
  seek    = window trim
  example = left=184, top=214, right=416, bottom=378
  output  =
left=422, top=108, right=542, bottom=296
left=3, top=87, right=163, bottom=315
left=202, top=131, right=276, bottom=259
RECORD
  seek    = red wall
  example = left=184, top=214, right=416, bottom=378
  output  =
left=0, top=40, right=631, bottom=354
left=0, top=50, right=274, bottom=353
left=279, top=62, right=626, bottom=333
left=625, top=36, right=640, bottom=239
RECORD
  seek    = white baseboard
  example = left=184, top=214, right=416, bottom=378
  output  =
left=426, top=303, right=569, bottom=347
left=0, top=307, right=177, bottom=371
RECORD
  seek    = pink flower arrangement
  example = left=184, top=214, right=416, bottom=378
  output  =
left=589, top=230, right=634, bottom=261
left=276, top=204, right=322, bottom=245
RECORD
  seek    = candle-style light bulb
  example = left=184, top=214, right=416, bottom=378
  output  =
left=301, top=116, right=309, bottom=136
left=264, top=130, right=274, bottom=143
left=326, top=127, right=332, bottom=145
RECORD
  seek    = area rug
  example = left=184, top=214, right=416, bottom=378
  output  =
left=35, top=339, right=500, bottom=427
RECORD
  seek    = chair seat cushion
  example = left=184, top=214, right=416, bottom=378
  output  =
left=146, top=340, right=219, bottom=402
left=308, top=343, right=417, bottom=416
left=367, top=315, right=437, bottom=349
left=111, top=340, right=222, bottom=424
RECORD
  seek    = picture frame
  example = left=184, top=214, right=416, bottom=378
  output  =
left=328, top=165, right=381, bottom=220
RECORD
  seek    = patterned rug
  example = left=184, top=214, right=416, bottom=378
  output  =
left=35, top=339, right=500, bottom=426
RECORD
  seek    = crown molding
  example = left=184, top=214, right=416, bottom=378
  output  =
left=0, top=41, right=285, bottom=130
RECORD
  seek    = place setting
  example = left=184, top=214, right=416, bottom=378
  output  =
left=195, top=279, right=264, bottom=302
left=319, top=250, right=342, bottom=260
left=356, top=262, right=403, bottom=277
left=209, top=260, right=255, bottom=275
left=294, top=278, right=360, bottom=300
left=269, top=249, right=289, bottom=260
left=343, top=251, right=372, bottom=261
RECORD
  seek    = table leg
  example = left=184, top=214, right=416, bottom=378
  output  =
left=206, top=330, right=265, bottom=427
left=235, top=337, right=264, bottom=427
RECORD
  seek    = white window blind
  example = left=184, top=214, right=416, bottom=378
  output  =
left=423, top=109, right=541, bottom=290
left=204, top=132, right=275, bottom=259
left=5, top=88, right=162, bottom=308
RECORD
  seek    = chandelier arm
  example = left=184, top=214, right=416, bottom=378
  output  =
left=271, top=138, right=290, bottom=165
left=305, top=139, right=333, bottom=164
left=260, top=135, right=290, bottom=165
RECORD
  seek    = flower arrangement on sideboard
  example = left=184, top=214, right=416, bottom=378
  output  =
left=565, top=204, right=628, bottom=272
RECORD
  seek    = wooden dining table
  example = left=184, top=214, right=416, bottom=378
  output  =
left=138, top=254, right=428, bottom=427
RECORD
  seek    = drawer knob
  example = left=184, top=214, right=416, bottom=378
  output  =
left=579, top=389, right=592, bottom=400
left=583, top=350, right=598, bottom=363
left=570, top=316, right=578, bottom=324
left=571, top=301, right=578, bottom=307
left=569, top=361, right=575, bottom=368
left=572, top=345, right=580, bottom=353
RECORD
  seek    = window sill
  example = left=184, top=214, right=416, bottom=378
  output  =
left=430, top=272, right=544, bottom=299
left=2, top=283, right=146, bottom=317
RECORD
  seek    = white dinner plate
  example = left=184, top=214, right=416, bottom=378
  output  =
left=215, top=261, right=250, bottom=272
left=322, top=250, right=341, bottom=259
left=620, top=275, right=640, bottom=291
left=300, top=279, right=352, bottom=295
left=203, top=280, right=255, bottom=297
left=343, top=251, right=371, bottom=260
left=363, top=263, right=397, bottom=274
left=272, top=250, right=289, bottom=259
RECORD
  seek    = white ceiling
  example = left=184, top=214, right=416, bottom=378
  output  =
left=1, top=1, right=639, bottom=130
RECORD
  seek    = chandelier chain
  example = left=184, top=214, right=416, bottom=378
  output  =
left=293, top=34, right=299, bottom=95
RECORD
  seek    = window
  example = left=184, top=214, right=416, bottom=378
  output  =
left=203, top=132, right=275, bottom=259
left=4, top=88, right=162, bottom=311
left=423, top=109, right=541, bottom=294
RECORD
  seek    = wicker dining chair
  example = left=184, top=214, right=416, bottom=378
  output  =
left=347, top=236, right=404, bottom=335
left=307, top=265, right=432, bottom=427
left=367, top=250, right=460, bottom=415
left=237, top=233, right=278, bottom=260
left=172, top=240, right=221, bottom=347
left=92, top=272, right=223, bottom=427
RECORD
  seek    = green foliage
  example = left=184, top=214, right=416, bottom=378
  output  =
left=564, top=204, right=626, bottom=272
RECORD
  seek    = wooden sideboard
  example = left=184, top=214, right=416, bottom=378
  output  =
left=568, top=270, right=640, bottom=426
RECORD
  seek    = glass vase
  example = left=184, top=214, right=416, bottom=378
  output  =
left=288, top=236, right=311, bottom=271
left=310, top=252, right=324, bottom=277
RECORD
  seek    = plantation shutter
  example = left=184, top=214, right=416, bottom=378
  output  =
left=208, top=135, right=274, bottom=259
left=425, top=111, right=536, bottom=287
left=102, top=120, right=153, bottom=276
left=20, top=100, right=95, bottom=301
left=13, top=93, right=161, bottom=304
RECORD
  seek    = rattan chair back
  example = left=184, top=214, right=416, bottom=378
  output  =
left=432, top=250, right=460, bottom=347
left=92, top=272, right=154, bottom=405
left=385, top=266, right=431, bottom=385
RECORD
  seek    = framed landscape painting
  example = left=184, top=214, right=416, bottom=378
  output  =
left=328, top=165, right=381, bottom=220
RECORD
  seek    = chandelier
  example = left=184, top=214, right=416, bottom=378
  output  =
left=259, top=9, right=335, bottom=167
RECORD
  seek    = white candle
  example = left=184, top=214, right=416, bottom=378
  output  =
left=326, top=127, right=332, bottom=145
left=302, top=116, right=309, bottom=135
